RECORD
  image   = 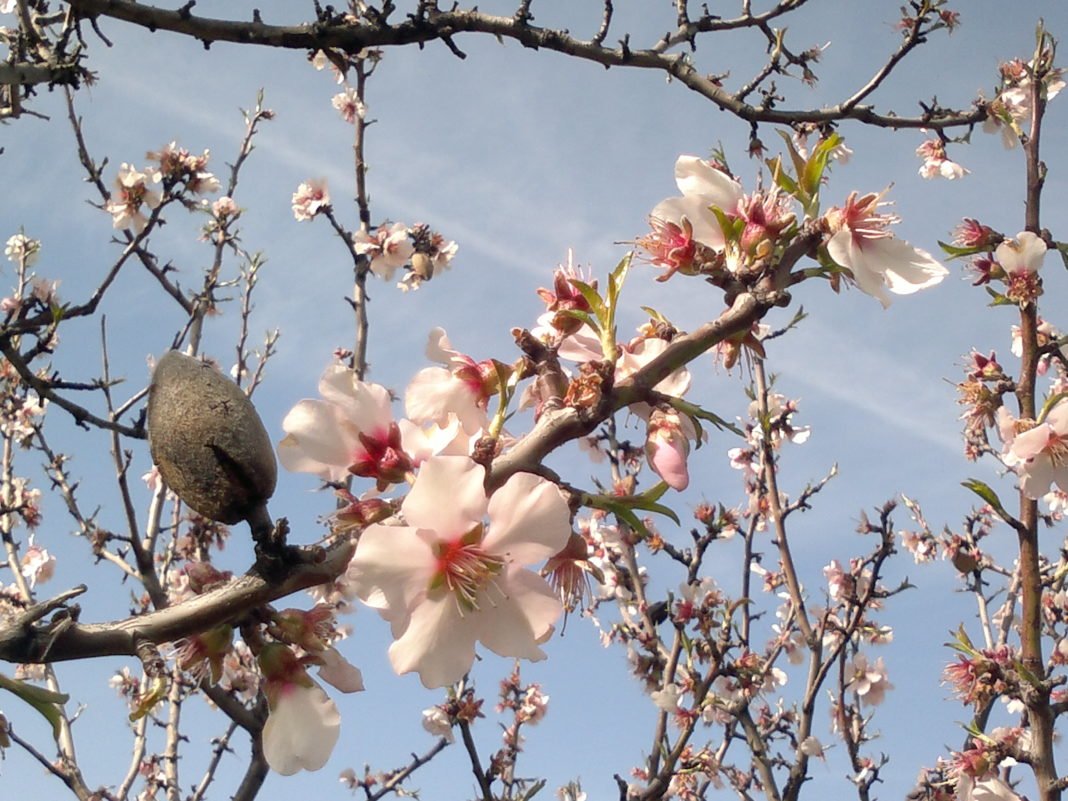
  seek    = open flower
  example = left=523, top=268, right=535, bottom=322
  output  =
left=279, top=365, right=414, bottom=488
left=405, top=328, right=495, bottom=435
left=105, top=164, right=162, bottom=233
left=353, top=222, right=414, bottom=280
left=823, top=191, right=948, bottom=307
left=640, top=155, right=744, bottom=278
left=348, top=455, right=570, bottom=688
left=1001, top=400, right=1068, bottom=498
left=292, top=179, right=331, bottom=221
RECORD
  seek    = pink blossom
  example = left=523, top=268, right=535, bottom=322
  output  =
left=846, top=653, right=893, bottom=705
left=352, top=222, right=414, bottom=280
left=647, top=155, right=745, bottom=257
left=422, top=706, right=455, bottom=742
left=279, top=365, right=414, bottom=488
left=1001, top=400, right=1068, bottom=498
left=292, top=179, right=331, bottom=222
left=332, top=87, right=366, bottom=123
left=211, top=196, right=239, bottom=220
left=404, top=328, right=494, bottom=435
left=20, top=538, right=54, bottom=588
left=916, top=139, right=969, bottom=180
left=823, top=190, right=948, bottom=307
left=259, top=644, right=342, bottom=774
left=645, top=407, right=696, bottom=491
left=105, top=164, right=162, bottom=234
left=146, top=142, right=219, bottom=194
left=348, top=455, right=570, bottom=688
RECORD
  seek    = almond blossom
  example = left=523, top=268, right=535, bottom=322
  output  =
left=823, top=190, right=948, bottom=307
left=292, top=179, right=331, bottom=222
left=4, top=233, right=39, bottom=266
left=278, top=364, right=415, bottom=488
left=999, top=400, right=1068, bottom=498
left=258, top=643, right=344, bottom=775
left=332, top=86, right=366, bottom=123
left=846, top=653, right=893, bottom=706
left=639, top=155, right=744, bottom=278
left=916, top=139, right=969, bottom=180
left=404, top=328, right=495, bottom=435
left=352, top=222, right=414, bottom=280
left=347, top=455, right=571, bottom=688
left=104, top=164, right=162, bottom=234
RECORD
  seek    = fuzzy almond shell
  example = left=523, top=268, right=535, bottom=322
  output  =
left=147, top=351, right=278, bottom=524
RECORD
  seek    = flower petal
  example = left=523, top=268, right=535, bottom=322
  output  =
left=485, top=472, right=571, bottom=563
left=278, top=400, right=354, bottom=481
left=389, top=595, right=478, bottom=688
left=402, top=455, right=487, bottom=533
left=475, top=567, right=561, bottom=659
left=262, top=683, right=340, bottom=775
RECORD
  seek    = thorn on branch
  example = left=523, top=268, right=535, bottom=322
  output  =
left=440, top=33, right=467, bottom=59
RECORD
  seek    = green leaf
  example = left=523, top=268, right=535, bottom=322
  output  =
left=670, top=397, right=744, bottom=437
left=556, top=309, right=600, bottom=335
left=983, top=286, right=1014, bottom=306
left=938, top=240, right=986, bottom=260
left=0, top=673, right=69, bottom=738
left=606, top=253, right=632, bottom=312
left=1056, top=242, right=1068, bottom=271
left=767, top=156, right=800, bottom=197
left=801, top=131, right=841, bottom=201
left=960, top=479, right=1010, bottom=519
left=776, top=129, right=807, bottom=182
left=639, top=306, right=672, bottom=325
left=569, top=280, right=607, bottom=327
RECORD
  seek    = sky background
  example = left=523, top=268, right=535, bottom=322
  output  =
left=3, top=1, right=1068, bottom=799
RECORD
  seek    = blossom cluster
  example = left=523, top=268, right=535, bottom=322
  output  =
left=636, top=151, right=948, bottom=308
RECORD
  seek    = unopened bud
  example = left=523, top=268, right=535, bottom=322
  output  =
left=148, top=351, right=277, bottom=525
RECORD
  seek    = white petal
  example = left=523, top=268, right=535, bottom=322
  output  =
left=402, top=455, right=487, bottom=533
left=475, top=568, right=561, bottom=659
left=673, top=155, right=744, bottom=209
left=348, top=524, right=434, bottom=613
left=424, top=327, right=456, bottom=365
left=262, top=684, right=340, bottom=775
left=389, top=595, right=478, bottom=688
left=405, top=368, right=486, bottom=433
left=651, top=196, right=726, bottom=251
left=865, top=238, right=947, bottom=295
left=278, top=400, right=354, bottom=480
left=485, top=472, right=571, bottom=564
left=826, top=230, right=891, bottom=307
left=317, top=648, right=365, bottom=693
left=318, top=368, right=393, bottom=433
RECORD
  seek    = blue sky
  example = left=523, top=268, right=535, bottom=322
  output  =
left=3, top=1, right=1068, bottom=799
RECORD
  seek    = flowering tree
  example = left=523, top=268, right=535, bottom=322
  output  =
left=1, top=2, right=1068, bottom=801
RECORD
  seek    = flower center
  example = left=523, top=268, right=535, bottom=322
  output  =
left=430, top=523, right=505, bottom=612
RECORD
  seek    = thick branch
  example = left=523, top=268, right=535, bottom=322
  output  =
left=487, top=291, right=768, bottom=490
left=0, top=539, right=354, bottom=664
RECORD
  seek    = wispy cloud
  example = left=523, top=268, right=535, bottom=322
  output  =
left=772, top=316, right=961, bottom=454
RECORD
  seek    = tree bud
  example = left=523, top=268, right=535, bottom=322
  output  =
left=148, top=351, right=277, bottom=525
